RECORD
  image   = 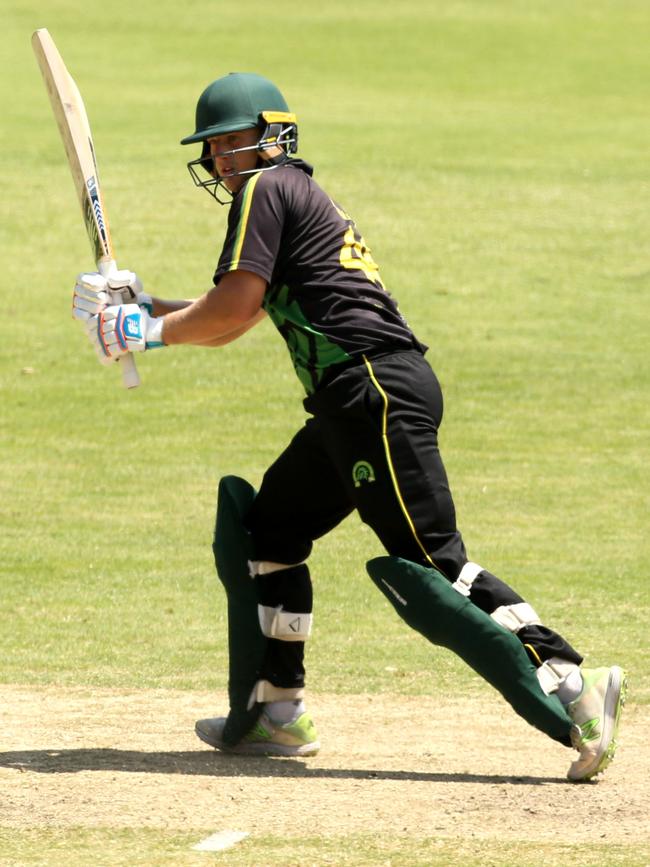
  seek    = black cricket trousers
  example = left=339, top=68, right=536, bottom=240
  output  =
left=246, top=350, right=581, bottom=689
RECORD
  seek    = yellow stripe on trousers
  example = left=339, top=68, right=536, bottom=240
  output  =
left=363, top=355, right=437, bottom=569
left=524, top=643, right=543, bottom=666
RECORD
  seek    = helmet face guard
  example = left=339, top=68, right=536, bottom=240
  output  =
left=186, top=112, right=298, bottom=204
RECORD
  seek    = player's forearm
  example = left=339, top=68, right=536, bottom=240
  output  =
left=149, top=297, right=194, bottom=316
left=160, top=275, right=266, bottom=346
left=191, top=309, right=266, bottom=346
left=160, top=295, right=247, bottom=345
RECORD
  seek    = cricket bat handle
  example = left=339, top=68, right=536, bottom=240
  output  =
left=99, top=259, right=141, bottom=389
left=118, top=347, right=140, bottom=390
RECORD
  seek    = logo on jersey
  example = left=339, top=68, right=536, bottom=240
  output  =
left=353, top=460, right=376, bottom=487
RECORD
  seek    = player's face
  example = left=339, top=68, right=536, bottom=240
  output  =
left=208, top=128, right=261, bottom=193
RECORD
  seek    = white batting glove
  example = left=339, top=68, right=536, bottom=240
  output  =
left=106, top=270, right=153, bottom=312
left=72, top=272, right=111, bottom=322
left=87, top=303, right=165, bottom=364
left=72, top=270, right=152, bottom=323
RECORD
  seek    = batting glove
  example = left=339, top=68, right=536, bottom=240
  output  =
left=72, top=270, right=152, bottom=323
left=87, top=303, right=165, bottom=365
left=106, top=270, right=153, bottom=312
left=72, top=272, right=111, bottom=322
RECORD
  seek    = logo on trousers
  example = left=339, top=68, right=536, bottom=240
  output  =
left=352, top=460, right=375, bottom=487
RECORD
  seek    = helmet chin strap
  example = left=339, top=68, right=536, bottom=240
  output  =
left=259, top=149, right=290, bottom=168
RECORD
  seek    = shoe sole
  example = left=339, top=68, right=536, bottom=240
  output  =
left=571, top=666, right=627, bottom=782
left=195, top=722, right=320, bottom=757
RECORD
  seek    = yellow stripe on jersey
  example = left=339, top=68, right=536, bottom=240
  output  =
left=229, top=172, right=263, bottom=271
left=363, top=356, right=438, bottom=570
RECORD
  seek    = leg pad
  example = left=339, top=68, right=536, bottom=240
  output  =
left=367, top=556, right=574, bottom=744
left=212, top=475, right=266, bottom=745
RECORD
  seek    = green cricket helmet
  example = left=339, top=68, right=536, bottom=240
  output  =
left=181, top=72, right=298, bottom=204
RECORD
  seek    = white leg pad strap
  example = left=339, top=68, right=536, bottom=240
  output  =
left=491, top=602, right=541, bottom=633
left=248, top=559, right=305, bottom=577
left=247, top=680, right=305, bottom=710
left=258, top=605, right=313, bottom=641
left=536, top=657, right=581, bottom=695
left=452, top=561, right=484, bottom=596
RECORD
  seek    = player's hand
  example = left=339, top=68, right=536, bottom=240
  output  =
left=72, top=270, right=152, bottom=323
left=87, top=303, right=165, bottom=363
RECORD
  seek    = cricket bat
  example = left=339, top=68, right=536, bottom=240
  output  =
left=32, top=28, right=140, bottom=389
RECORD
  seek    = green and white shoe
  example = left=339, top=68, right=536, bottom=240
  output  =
left=566, top=666, right=627, bottom=782
left=195, top=710, right=320, bottom=757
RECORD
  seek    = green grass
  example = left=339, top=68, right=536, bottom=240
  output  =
left=3, top=0, right=649, bottom=690
left=1, top=0, right=649, bottom=862
left=3, top=0, right=648, bottom=687
left=1, top=828, right=648, bottom=867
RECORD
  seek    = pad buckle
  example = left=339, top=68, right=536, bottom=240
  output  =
left=451, top=561, right=483, bottom=597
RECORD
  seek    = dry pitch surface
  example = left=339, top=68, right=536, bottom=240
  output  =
left=1, top=686, right=648, bottom=853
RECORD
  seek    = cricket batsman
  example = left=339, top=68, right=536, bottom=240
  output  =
left=73, top=72, right=626, bottom=781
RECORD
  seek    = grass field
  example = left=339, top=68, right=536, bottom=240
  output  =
left=2, top=1, right=649, bottom=864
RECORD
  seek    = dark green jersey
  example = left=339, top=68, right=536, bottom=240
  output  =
left=214, top=159, right=422, bottom=394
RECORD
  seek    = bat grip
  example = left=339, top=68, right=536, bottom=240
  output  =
left=99, top=258, right=141, bottom=389
left=120, top=353, right=141, bottom=389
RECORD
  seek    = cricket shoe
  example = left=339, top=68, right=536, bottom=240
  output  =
left=195, top=710, right=320, bottom=757
left=566, top=666, right=627, bottom=782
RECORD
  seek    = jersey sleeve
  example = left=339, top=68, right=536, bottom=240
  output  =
left=213, top=172, right=285, bottom=285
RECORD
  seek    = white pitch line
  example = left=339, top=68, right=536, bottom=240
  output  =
left=192, top=830, right=249, bottom=852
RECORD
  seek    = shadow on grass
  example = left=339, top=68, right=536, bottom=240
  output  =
left=0, top=749, right=567, bottom=785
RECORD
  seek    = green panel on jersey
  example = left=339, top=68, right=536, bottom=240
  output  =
left=212, top=475, right=266, bottom=745
left=366, top=556, right=574, bottom=745
left=264, top=284, right=352, bottom=393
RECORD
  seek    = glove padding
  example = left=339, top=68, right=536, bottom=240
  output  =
left=88, top=303, right=165, bottom=364
left=73, top=270, right=152, bottom=323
